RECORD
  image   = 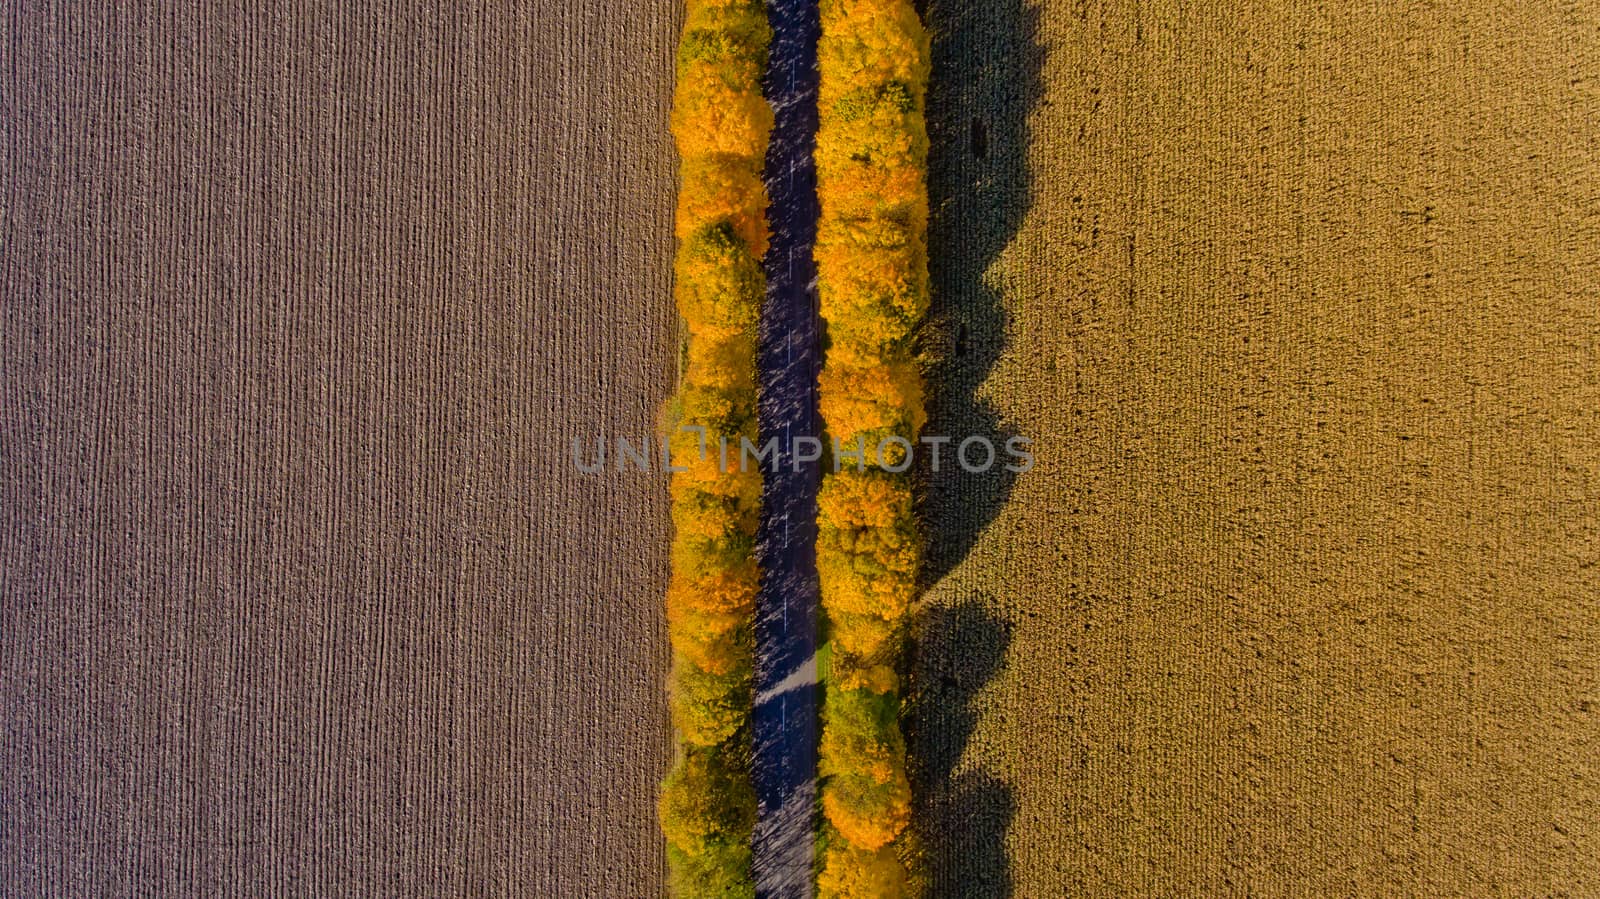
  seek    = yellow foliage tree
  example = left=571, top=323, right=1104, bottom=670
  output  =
left=660, top=1, right=770, bottom=894
left=818, top=842, right=909, bottom=899
left=813, top=0, right=929, bottom=895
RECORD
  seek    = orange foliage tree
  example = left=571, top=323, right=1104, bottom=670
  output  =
left=659, top=1, right=772, bottom=895
left=812, top=0, right=930, bottom=895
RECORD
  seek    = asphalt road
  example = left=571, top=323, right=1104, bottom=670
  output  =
left=750, top=1, right=824, bottom=896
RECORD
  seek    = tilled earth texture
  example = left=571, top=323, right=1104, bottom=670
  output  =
left=3, top=4, right=679, bottom=896
left=913, top=0, right=1600, bottom=896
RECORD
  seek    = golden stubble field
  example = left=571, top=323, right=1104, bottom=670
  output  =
left=2, top=3, right=679, bottom=895
left=915, top=0, right=1600, bottom=895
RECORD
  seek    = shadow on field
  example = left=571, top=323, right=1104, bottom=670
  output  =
left=916, top=0, right=1042, bottom=584
left=907, top=599, right=1015, bottom=897
left=909, top=1, right=1042, bottom=895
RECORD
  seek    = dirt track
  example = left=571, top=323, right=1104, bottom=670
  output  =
left=916, top=0, right=1600, bottom=895
left=2, top=4, right=677, bottom=895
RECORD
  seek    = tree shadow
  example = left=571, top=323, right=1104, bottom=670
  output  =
left=908, top=1, right=1042, bottom=894
left=916, top=0, right=1043, bottom=584
left=906, top=598, right=1015, bottom=897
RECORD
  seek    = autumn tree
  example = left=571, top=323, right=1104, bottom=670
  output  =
left=812, top=1, right=930, bottom=896
left=659, top=1, right=771, bottom=894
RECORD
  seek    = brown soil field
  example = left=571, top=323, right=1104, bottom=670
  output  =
left=914, top=0, right=1600, bottom=896
left=2, top=3, right=679, bottom=895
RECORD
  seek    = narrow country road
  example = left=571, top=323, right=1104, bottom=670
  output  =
left=751, top=0, right=822, bottom=896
